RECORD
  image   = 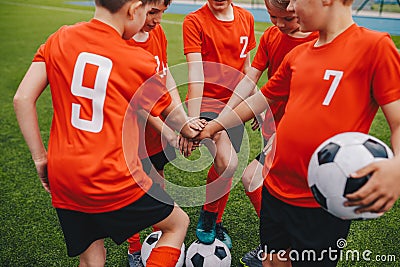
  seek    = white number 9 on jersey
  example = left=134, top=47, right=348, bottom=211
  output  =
left=70, top=52, right=112, bottom=133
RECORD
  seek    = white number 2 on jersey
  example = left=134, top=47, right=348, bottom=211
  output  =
left=71, top=52, right=112, bottom=133
left=239, top=36, right=249, bottom=59
left=322, top=70, right=343, bottom=106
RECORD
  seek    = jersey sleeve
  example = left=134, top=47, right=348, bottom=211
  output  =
left=33, top=44, right=46, bottom=62
left=247, top=14, right=256, bottom=52
left=251, top=29, right=270, bottom=71
left=371, top=35, right=400, bottom=106
left=260, top=52, right=291, bottom=101
left=136, top=74, right=172, bottom=117
left=158, top=25, right=168, bottom=64
left=183, top=14, right=203, bottom=55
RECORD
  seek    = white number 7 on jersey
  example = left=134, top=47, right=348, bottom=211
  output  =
left=322, top=70, right=343, bottom=106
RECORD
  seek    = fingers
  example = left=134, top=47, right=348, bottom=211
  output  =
left=345, top=164, right=377, bottom=202
left=178, top=135, right=197, bottom=157
left=40, top=177, right=51, bottom=193
left=188, top=117, right=207, bottom=131
left=251, top=117, right=259, bottom=131
left=344, top=160, right=399, bottom=214
left=35, top=159, right=50, bottom=193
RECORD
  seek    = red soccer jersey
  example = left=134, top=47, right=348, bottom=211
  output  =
left=33, top=19, right=171, bottom=213
left=252, top=26, right=318, bottom=139
left=260, top=24, right=400, bottom=207
left=183, top=4, right=256, bottom=113
left=127, top=24, right=170, bottom=158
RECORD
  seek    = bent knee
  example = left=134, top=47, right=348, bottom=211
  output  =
left=241, top=171, right=253, bottom=191
left=170, top=206, right=190, bottom=231
left=215, top=152, right=238, bottom=175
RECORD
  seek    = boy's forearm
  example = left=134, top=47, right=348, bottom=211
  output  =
left=162, top=101, right=191, bottom=135
left=220, top=67, right=262, bottom=118
left=166, top=71, right=182, bottom=106
left=187, top=82, right=203, bottom=117
left=14, top=98, right=47, bottom=161
left=13, top=62, right=48, bottom=161
left=186, top=53, right=204, bottom=118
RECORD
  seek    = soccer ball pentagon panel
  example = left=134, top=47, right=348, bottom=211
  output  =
left=308, top=132, right=393, bottom=220
left=141, top=231, right=185, bottom=267
left=185, top=239, right=231, bottom=267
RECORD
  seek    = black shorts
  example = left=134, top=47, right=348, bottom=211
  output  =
left=200, top=112, right=244, bottom=153
left=259, top=186, right=351, bottom=266
left=56, top=183, right=174, bottom=257
left=141, top=144, right=176, bottom=174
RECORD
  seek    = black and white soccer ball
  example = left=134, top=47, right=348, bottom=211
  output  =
left=308, top=132, right=393, bottom=220
left=185, top=239, right=231, bottom=267
left=141, top=231, right=185, bottom=267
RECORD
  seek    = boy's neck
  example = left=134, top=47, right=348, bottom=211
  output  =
left=207, top=2, right=234, bottom=21
left=133, top=30, right=150, bottom=42
left=94, top=6, right=123, bottom=36
left=315, top=5, right=354, bottom=47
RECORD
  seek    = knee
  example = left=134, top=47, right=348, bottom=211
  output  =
left=181, top=210, right=190, bottom=231
left=215, top=152, right=238, bottom=177
left=172, top=207, right=190, bottom=233
left=79, top=243, right=106, bottom=267
left=241, top=168, right=253, bottom=191
left=79, top=257, right=105, bottom=267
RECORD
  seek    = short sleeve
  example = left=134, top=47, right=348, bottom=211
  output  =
left=135, top=74, right=172, bottom=117
left=33, top=44, right=46, bottom=62
left=247, top=14, right=256, bottom=52
left=260, top=54, right=291, bottom=101
left=371, top=35, right=400, bottom=106
left=251, top=30, right=269, bottom=71
left=183, top=14, right=203, bottom=55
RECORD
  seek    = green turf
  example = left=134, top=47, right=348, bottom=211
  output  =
left=1, top=1, right=399, bottom=266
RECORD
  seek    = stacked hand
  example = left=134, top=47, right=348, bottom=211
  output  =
left=178, top=118, right=208, bottom=157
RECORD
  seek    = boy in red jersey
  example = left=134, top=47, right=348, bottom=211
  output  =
left=216, top=0, right=317, bottom=265
left=125, top=0, right=199, bottom=266
left=183, top=0, right=256, bottom=249
left=196, top=0, right=400, bottom=265
left=13, top=0, right=202, bottom=266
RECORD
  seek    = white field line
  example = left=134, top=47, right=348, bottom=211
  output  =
left=0, top=1, right=265, bottom=35
left=0, top=1, right=93, bottom=14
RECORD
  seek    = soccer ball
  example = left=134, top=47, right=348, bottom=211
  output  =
left=308, top=132, right=393, bottom=220
left=185, top=239, right=231, bottom=267
left=141, top=231, right=185, bottom=267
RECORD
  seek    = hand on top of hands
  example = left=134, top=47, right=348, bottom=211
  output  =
left=177, top=117, right=207, bottom=157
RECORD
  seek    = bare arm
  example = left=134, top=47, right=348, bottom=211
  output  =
left=166, top=68, right=182, bottom=106
left=219, top=66, right=263, bottom=118
left=197, top=91, right=270, bottom=140
left=161, top=100, right=204, bottom=140
left=13, top=62, right=50, bottom=193
left=242, top=52, right=252, bottom=75
left=186, top=52, right=204, bottom=118
left=137, top=109, right=178, bottom=148
left=346, top=99, right=400, bottom=213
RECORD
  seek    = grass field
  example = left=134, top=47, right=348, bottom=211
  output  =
left=1, top=1, right=399, bottom=266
